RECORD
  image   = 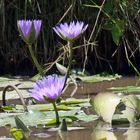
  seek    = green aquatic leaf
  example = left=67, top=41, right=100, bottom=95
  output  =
left=58, top=98, right=90, bottom=106
left=121, top=95, right=140, bottom=123
left=0, top=76, right=34, bottom=89
left=0, top=97, right=96, bottom=127
left=14, top=116, right=30, bottom=133
left=122, top=107, right=136, bottom=123
left=77, top=74, right=121, bottom=83
left=10, top=128, right=27, bottom=140
left=109, top=86, right=140, bottom=93
left=90, top=92, right=121, bottom=123
left=16, top=104, right=73, bottom=111
left=75, top=110, right=98, bottom=122
left=122, top=95, right=140, bottom=113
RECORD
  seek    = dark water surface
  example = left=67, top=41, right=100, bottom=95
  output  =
left=1, top=76, right=140, bottom=139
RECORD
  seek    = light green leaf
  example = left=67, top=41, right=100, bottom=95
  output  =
left=75, top=110, right=98, bottom=122
left=16, top=104, right=74, bottom=111
left=121, top=95, right=140, bottom=122
left=122, top=107, right=136, bottom=123
left=58, top=98, right=90, bottom=106
left=10, top=128, right=27, bottom=140
left=109, top=86, right=140, bottom=93
left=77, top=74, right=121, bottom=83
left=90, top=92, right=121, bottom=123
left=14, top=116, right=30, bottom=133
left=122, top=95, right=140, bottom=113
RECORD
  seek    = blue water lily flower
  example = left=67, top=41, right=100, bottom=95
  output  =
left=17, top=20, right=42, bottom=45
left=53, top=21, right=88, bottom=42
left=29, top=74, right=65, bottom=102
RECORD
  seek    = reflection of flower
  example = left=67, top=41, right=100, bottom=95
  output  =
left=17, top=20, right=42, bottom=44
left=53, top=21, right=88, bottom=42
left=29, top=74, right=65, bottom=102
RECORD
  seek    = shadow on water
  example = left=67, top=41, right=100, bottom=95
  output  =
left=1, top=76, right=140, bottom=139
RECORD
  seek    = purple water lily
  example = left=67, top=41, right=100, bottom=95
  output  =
left=29, top=74, right=65, bottom=102
left=17, top=20, right=42, bottom=45
left=53, top=21, right=88, bottom=42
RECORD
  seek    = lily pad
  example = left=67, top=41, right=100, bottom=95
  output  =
left=77, top=74, right=121, bottom=83
left=58, top=98, right=90, bottom=106
left=109, top=86, right=140, bottom=93
left=0, top=76, right=34, bottom=90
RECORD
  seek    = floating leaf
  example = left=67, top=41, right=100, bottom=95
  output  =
left=59, top=98, right=90, bottom=106
left=16, top=104, right=73, bottom=111
left=90, top=92, right=121, bottom=123
left=109, top=86, right=140, bottom=93
left=77, top=74, right=121, bottom=83
left=75, top=110, right=98, bottom=122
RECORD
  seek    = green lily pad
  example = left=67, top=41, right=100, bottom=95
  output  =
left=0, top=76, right=34, bottom=90
left=58, top=98, right=90, bottom=106
left=77, top=74, right=121, bottom=83
left=16, top=104, right=72, bottom=111
left=109, top=86, right=140, bottom=93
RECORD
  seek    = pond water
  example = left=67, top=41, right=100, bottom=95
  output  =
left=1, top=121, right=140, bottom=140
left=0, top=76, right=140, bottom=139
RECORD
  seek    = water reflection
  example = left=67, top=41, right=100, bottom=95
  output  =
left=124, top=125, right=140, bottom=140
left=1, top=121, right=140, bottom=140
left=91, top=121, right=140, bottom=140
left=91, top=121, right=118, bottom=140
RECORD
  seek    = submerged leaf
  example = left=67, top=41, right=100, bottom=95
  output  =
left=90, top=92, right=121, bottom=123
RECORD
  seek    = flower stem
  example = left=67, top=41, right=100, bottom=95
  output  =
left=52, top=102, right=60, bottom=125
left=28, top=45, right=44, bottom=77
left=63, top=41, right=73, bottom=87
